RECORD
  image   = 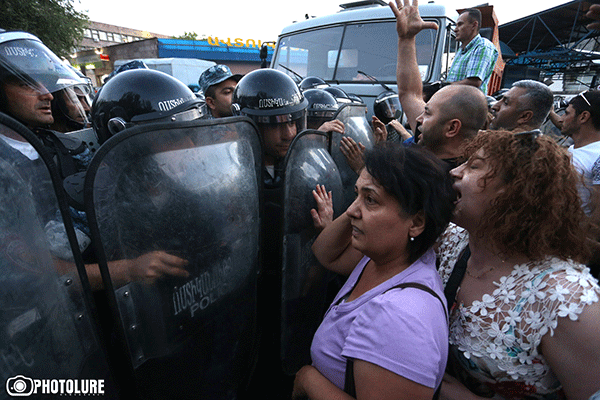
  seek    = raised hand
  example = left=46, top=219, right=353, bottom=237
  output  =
left=587, top=4, right=600, bottom=30
left=389, top=0, right=439, bottom=40
left=372, top=116, right=388, bottom=143
left=340, top=136, right=366, bottom=174
left=317, top=119, right=345, bottom=134
left=311, top=184, right=334, bottom=231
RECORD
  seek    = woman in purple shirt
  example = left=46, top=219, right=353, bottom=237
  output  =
left=293, top=143, right=455, bottom=400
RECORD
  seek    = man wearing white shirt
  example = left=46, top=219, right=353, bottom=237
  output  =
left=559, top=90, right=600, bottom=213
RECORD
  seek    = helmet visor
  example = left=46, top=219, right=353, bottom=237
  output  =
left=307, top=109, right=337, bottom=119
left=0, top=38, right=83, bottom=95
left=307, top=116, right=334, bottom=130
left=251, top=109, right=306, bottom=125
left=59, top=85, right=91, bottom=126
left=375, top=95, right=402, bottom=123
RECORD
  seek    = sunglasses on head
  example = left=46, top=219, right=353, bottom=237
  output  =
left=513, top=129, right=542, bottom=152
left=576, top=91, right=592, bottom=107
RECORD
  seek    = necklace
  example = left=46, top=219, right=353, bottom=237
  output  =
left=466, top=265, right=495, bottom=279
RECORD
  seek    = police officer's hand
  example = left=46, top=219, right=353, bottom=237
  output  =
left=587, top=4, right=600, bottom=30
left=127, top=251, right=189, bottom=284
left=317, top=120, right=345, bottom=134
left=311, top=184, right=334, bottom=231
left=340, top=136, right=366, bottom=174
left=389, top=0, right=439, bottom=40
left=372, top=116, right=388, bottom=143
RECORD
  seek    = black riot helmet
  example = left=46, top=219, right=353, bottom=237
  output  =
left=299, top=76, right=330, bottom=91
left=323, top=86, right=352, bottom=104
left=348, top=93, right=365, bottom=104
left=91, top=69, right=203, bottom=144
left=232, top=68, right=308, bottom=127
left=303, top=88, right=339, bottom=130
left=232, top=69, right=308, bottom=168
left=373, top=91, right=402, bottom=124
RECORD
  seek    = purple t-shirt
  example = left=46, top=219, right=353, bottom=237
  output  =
left=310, top=249, right=449, bottom=390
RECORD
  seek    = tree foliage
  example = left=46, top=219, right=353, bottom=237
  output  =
left=174, top=31, right=208, bottom=41
left=1, top=0, right=89, bottom=57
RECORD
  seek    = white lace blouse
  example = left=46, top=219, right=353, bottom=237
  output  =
left=437, top=224, right=600, bottom=399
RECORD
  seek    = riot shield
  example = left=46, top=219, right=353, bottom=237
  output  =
left=85, top=117, right=262, bottom=399
left=0, top=114, right=113, bottom=398
left=280, top=130, right=345, bottom=374
left=330, top=103, right=375, bottom=210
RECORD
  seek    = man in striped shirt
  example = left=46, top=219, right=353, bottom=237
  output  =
left=446, top=8, right=498, bottom=94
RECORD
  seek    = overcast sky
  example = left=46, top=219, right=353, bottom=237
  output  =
left=75, top=0, right=573, bottom=41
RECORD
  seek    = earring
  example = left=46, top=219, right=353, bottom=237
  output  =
left=410, top=236, right=415, bottom=242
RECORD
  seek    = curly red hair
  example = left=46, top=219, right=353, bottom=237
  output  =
left=462, top=130, right=591, bottom=263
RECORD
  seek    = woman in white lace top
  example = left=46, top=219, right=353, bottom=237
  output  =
left=437, top=130, right=600, bottom=400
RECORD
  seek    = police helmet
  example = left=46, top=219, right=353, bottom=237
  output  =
left=373, top=91, right=402, bottom=124
left=303, top=88, right=339, bottom=130
left=232, top=68, right=308, bottom=128
left=0, top=31, right=85, bottom=116
left=347, top=93, right=365, bottom=105
left=50, top=82, right=93, bottom=132
left=323, top=86, right=352, bottom=104
left=91, top=69, right=203, bottom=144
left=299, top=76, right=330, bottom=91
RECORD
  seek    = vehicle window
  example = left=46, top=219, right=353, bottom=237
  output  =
left=441, top=26, right=458, bottom=80
left=274, top=26, right=344, bottom=80
left=274, top=20, right=438, bottom=83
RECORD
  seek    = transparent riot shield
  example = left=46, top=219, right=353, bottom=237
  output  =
left=85, top=117, right=262, bottom=399
left=331, top=103, right=375, bottom=210
left=280, top=130, right=345, bottom=375
left=0, top=114, right=114, bottom=398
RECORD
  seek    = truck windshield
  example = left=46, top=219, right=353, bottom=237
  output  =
left=274, top=21, right=438, bottom=83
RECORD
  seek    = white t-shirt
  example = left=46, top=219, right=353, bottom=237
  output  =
left=568, top=141, right=600, bottom=212
left=0, top=134, right=39, bottom=160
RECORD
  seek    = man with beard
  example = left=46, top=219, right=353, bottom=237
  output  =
left=558, top=90, right=600, bottom=213
left=391, top=0, right=488, bottom=168
left=488, top=79, right=554, bottom=132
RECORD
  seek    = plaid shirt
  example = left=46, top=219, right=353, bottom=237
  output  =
left=447, top=34, right=498, bottom=93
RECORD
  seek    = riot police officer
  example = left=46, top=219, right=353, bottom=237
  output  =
left=373, top=90, right=411, bottom=143
left=231, top=68, right=309, bottom=396
left=304, top=88, right=345, bottom=135
left=232, top=68, right=308, bottom=185
left=0, top=31, right=96, bottom=257
left=49, top=83, right=93, bottom=133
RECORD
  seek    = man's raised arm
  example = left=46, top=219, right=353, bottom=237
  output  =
left=390, top=0, right=438, bottom=132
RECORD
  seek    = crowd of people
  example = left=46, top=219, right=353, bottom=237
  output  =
left=2, top=0, right=600, bottom=398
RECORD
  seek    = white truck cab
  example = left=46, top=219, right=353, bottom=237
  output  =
left=271, top=0, right=458, bottom=118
